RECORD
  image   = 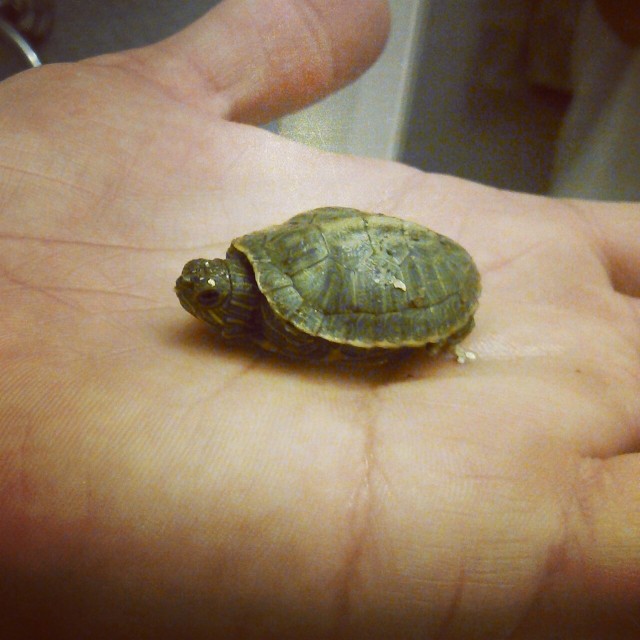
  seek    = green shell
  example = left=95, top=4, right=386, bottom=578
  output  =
left=231, top=207, right=480, bottom=349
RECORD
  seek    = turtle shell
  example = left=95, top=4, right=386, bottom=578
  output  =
left=232, top=207, right=480, bottom=349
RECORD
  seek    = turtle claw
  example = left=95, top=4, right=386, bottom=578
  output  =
left=452, top=344, right=476, bottom=364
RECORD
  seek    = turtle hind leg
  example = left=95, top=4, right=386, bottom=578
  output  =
left=426, top=316, right=477, bottom=363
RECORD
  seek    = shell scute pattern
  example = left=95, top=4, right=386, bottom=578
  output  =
left=232, top=207, right=480, bottom=348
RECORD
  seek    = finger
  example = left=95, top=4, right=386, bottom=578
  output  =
left=104, top=0, right=390, bottom=124
left=577, top=200, right=640, bottom=298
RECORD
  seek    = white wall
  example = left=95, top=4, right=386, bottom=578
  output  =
left=277, top=0, right=429, bottom=160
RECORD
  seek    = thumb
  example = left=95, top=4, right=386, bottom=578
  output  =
left=116, top=0, right=390, bottom=124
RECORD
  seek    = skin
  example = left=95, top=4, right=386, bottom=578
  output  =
left=0, top=0, right=638, bottom=637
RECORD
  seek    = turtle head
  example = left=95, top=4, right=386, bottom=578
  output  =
left=175, top=258, right=231, bottom=331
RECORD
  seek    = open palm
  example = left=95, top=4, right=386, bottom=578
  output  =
left=1, top=1, right=639, bottom=638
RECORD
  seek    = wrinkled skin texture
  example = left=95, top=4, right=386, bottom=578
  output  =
left=0, top=1, right=639, bottom=638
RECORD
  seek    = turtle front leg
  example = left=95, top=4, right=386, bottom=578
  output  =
left=256, top=303, right=408, bottom=364
left=256, top=302, right=331, bottom=360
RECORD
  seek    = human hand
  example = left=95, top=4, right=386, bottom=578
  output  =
left=1, top=0, right=638, bottom=638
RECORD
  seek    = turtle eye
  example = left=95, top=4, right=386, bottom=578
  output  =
left=197, top=289, right=222, bottom=307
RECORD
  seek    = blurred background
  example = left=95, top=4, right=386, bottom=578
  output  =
left=1, top=0, right=637, bottom=199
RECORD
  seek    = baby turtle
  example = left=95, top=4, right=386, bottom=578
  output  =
left=175, top=207, right=480, bottom=364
